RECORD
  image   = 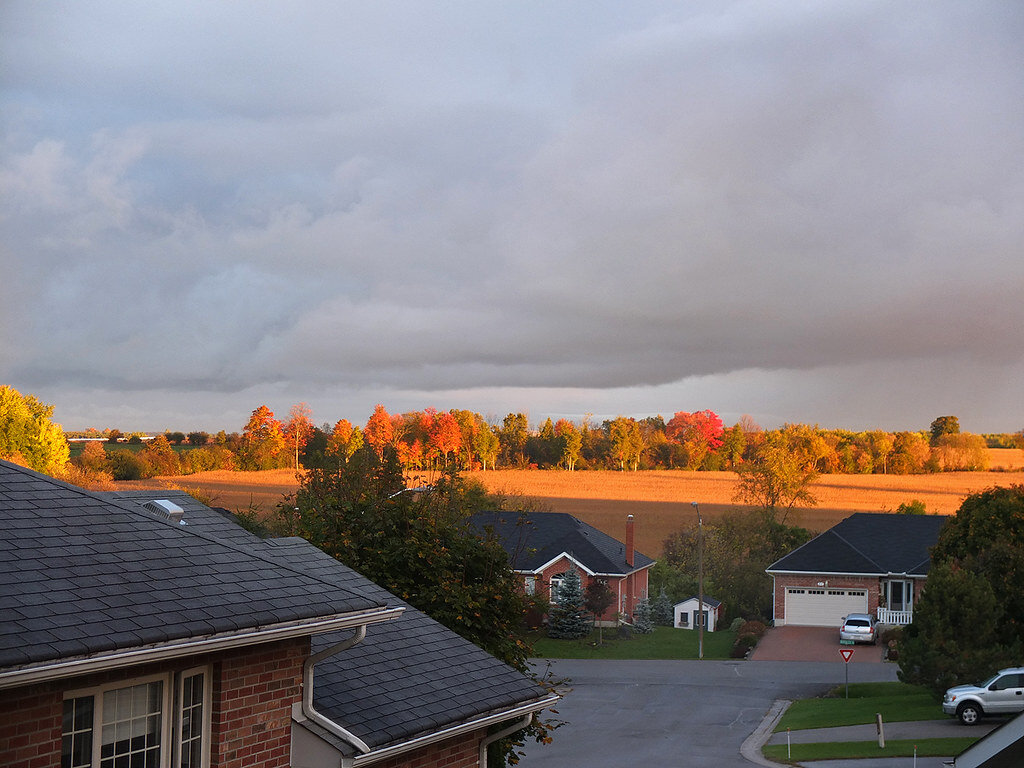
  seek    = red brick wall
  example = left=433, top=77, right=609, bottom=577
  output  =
left=371, top=729, right=485, bottom=768
left=0, top=637, right=308, bottom=768
left=212, top=637, right=308, bottom=768
left=534, top=557, right=650, bottom=623
left=772, top=574, right=881, bottom=624
left=0, top=683, right=62, bottom=768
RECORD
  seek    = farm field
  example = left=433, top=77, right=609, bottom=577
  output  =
left=117, top=449, right=1024, bottom=558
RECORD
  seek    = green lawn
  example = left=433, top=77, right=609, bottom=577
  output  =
left=763, top=737, right=979, bottom=763
left=776, top=682, right=943, bottom=731
left=527, top=625, right=738, bottom=660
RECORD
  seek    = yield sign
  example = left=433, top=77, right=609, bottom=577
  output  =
left=840, top=648, right=855, bottom=663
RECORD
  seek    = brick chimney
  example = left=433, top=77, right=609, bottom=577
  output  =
left=625, top=514, right=634, bottom=567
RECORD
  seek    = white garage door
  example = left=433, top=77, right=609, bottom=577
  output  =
left=785, top=588, right=868, bottom=626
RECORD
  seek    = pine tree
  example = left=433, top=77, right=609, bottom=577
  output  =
left=653, top=587, right=674, bottom=626
left=633, top=596, right=654, bottom=634
left=547, top=567, right=590, bottom=639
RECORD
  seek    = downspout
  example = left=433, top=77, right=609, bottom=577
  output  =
left=478, top=713, right=533, bottom=768
left=301, top=626, right=374, bottom=754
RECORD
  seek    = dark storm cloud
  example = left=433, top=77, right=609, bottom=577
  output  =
left=2, top=1, right=1022, bottom=431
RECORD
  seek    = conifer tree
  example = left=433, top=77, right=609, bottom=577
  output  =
left=653, top=587, right=675, bottom=626
left=547, top=567, right=589, bottom=639
left=633, top=596, right=654, bottom=634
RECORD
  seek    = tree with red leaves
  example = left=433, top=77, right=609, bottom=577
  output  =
left=429, top=411, right=462, bottom=467
left=665, top=410, right=724, bottom=470
left=364, top=404, right=394, bottom=457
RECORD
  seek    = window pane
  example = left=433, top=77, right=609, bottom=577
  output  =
left=62, top=697, right=94, bottom=768
left=101, top=681, right=162, bottom=768
left=179, top=672, right=206, bottom=768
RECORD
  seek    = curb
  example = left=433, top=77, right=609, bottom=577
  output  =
left=742, top=699, right=792, bottom=766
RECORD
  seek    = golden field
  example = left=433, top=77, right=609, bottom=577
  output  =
left=119, top=447, right=1024, bottom=559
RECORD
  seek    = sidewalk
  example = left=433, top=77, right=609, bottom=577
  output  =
left=747, top=700, right=1000, bottom=768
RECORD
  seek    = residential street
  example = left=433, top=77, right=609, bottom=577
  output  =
left=521, top=658, right=899, bottom=768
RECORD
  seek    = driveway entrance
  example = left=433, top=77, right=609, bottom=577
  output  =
left=750, top=626, right=886, bottom=663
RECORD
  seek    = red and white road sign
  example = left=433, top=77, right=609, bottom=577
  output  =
left=840, top=648, right=854, bottom=663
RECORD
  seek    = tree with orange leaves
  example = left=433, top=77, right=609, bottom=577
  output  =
left=284, top=402, right=314, bottom=470
left=364, top=404, right=394, bottom=457
left=239, top=405, right=288, bottom=470
left=327, top=419, right=364, bottom=465
left=429, top=411, right=462, bottom=467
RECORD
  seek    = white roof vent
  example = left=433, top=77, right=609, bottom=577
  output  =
left=142, top=499, right=186, bottom=524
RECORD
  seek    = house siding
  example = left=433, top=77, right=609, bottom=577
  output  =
left=0, top=637, right=308, bottom=768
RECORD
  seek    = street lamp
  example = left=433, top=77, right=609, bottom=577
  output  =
left=691, top=501, right=704, bottom=661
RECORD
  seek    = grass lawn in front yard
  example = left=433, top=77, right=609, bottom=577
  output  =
left=775, top=681, right=943, bottom=731
left=763, top=737, right=979, bottom=763
left=527, top=625, right=737, bottom=660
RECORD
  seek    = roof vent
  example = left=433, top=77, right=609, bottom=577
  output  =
left=142, top=499, right=186, bottom=525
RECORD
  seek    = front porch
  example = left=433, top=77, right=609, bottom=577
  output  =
left=876, top=606, right=913, bottom=625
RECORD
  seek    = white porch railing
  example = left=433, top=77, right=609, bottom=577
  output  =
left=877, top=607, right=912, bottom=625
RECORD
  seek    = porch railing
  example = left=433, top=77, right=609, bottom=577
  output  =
left=877, top=607, right=913, bottom=626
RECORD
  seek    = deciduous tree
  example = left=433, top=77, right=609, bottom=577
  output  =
left=734, top=431, right=818, bottom=523
left=666, top=410, right=724, bottom=470
left=284, top=402, right=314, bottom=469
left=364, top=404, right=394, bottom=457
left=0, top=385, right=69, bottom=476
left=929, top=415, right=960, bottom=446
left=239, top=405, right=288, bottom=470
left=584, top=578, right=615, bottom=644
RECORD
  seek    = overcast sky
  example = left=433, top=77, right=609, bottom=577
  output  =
left=2, top=1, right=1022, bottom=434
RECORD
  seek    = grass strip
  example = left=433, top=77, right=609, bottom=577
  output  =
left=528, top=626, right=738, bottom=660
left=763, top=737, right=978, bottom=763
left=775, top=682, right=942, bottom=731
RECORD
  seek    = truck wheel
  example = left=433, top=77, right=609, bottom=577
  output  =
left=957, top=702, right=982, bottom=725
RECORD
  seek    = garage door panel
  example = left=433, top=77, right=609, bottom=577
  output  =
left=785, top=587, right=867, bottom=626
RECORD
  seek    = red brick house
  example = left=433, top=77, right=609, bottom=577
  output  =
left=471, top=512, right=655, bottom=625
left=765, top=512, right=947, bottom=628
left=0, top=460, right=556, bottom=768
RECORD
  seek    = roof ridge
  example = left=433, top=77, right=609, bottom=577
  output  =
left=829, top=525, right=884, bottom=572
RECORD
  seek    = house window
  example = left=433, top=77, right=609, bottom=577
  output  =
left=62, top=668, right=210, bottom=768
left=678, top=612, right=689, bottom=627
left=524, top=575, right=536, bottom=596
left=886, top=580, right=913, bottom=612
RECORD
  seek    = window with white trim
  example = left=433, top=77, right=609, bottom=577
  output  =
left=523, top=575, right=536, bottom=596
left=548, top=574, right=565, bottom=604
left=62, top=668, right=211, bottom=768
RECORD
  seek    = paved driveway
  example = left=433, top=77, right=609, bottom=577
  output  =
left=520, top=658, right=898, bottom=767
left=751, top=626, right=886, bottom=663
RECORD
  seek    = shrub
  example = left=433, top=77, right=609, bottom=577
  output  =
left=737, top=620, right=767, bottom=638
left=731, top=633, right=759, bottom=658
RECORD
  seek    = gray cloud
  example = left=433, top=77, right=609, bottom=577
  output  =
left=2, top=1, right=1022, bottom=432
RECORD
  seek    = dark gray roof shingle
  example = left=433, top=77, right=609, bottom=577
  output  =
left=0, top=461, right=385, bottom=670
left=767, top=512, right=949, bottom=576
left=471, top=510, right=655, bottom=575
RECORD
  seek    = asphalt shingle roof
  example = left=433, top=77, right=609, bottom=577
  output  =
left=0, top=461, right=384, bottom=670
left=470, top=510, right=655, bottom=575
left=766, top=512, right=949, bottom=576
left=109, top=492, right=550, bottom=751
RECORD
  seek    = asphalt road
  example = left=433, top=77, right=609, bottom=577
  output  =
left=520, top=659, right=899, bottom=768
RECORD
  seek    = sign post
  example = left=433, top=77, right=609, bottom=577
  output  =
left=840, top=648, right=854, bottom=698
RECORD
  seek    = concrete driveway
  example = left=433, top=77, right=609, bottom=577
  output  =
left=520, top=658, right=898, bottom=767
left=751, top=626, right=887, bottom=663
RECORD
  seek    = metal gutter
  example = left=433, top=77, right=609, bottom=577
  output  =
left=478, top=712, right=534, bottom=768
left=0, top=607, right=404, bottom=691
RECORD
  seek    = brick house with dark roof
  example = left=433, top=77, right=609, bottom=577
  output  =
left=765, top=512, right=948, bottom=628
left=471, top=511, right=655, bottom=625
left=0, top=460, right=556, bottom=768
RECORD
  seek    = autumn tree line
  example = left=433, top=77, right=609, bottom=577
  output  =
left=1, top=385, right=1021, bottom=483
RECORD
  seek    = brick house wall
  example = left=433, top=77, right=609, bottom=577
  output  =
left=369, top=729, right=486, bottom=768
left=535, top=557, right=649, bottom=623
left=772, top=573, right=881, bottom=624
left=773, top=573, right=929, bottom=624
left=0, top=637, right=308, bottom=768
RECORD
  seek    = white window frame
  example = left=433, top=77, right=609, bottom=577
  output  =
left=548, top=574, right=565, bottom=604
left=62, top=667, right=212, bottom=768
left=523, top=575, right=537, bottom=596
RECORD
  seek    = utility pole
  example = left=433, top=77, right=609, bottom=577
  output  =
left=692, top=501, right=704, bottom=660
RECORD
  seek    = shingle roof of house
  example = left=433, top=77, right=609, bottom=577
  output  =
left=470, top=510, right=655, bottom=575
left=766, top=512, right=949, bottom=577
left=0, top=460, right=386, bottom=673
left=105, top=489, right=552, bottom=753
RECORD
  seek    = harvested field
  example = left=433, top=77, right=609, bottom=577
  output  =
left=117, top=464, right=1024, bottom=559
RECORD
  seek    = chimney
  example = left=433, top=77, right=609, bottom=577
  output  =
left=625, top=514, right=634, bottom=567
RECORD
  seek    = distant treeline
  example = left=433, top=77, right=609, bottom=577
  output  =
left=66, top=405, right=1023, bottom=482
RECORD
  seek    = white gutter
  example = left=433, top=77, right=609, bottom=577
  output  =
left=0, top=607, right=403, bottom=691
left=300, top=624, right=379, bottom=754
left=479, top=712, right=533, bottom=768
left=342, top=694, right=560, bottom=767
